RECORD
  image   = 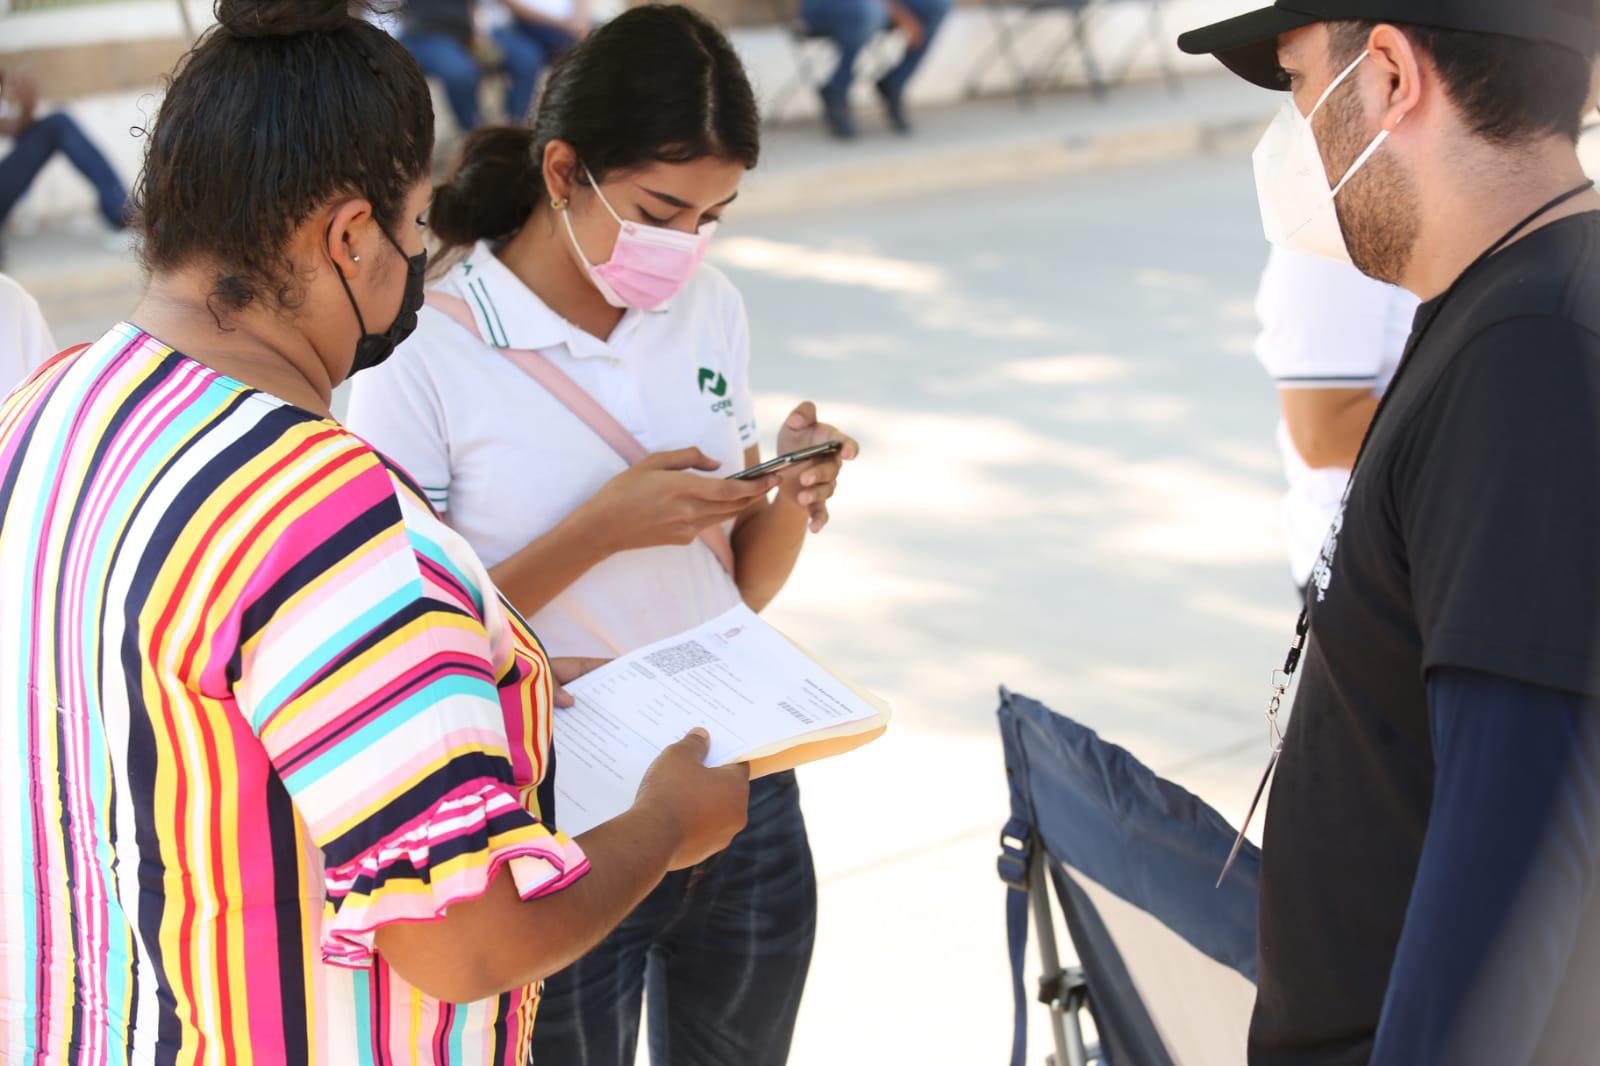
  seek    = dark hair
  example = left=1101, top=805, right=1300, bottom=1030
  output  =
left=429, top=4, right=760, bottom=251
left=1330, top=20, right=1592, bottom=146
left=133, top=0, right=434, bottom=314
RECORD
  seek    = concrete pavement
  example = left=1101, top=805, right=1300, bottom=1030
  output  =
left=715, top=152, right=1289, bottom=1064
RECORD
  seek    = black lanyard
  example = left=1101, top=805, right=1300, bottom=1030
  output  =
left=1216, top=180, right=1597, bottom=887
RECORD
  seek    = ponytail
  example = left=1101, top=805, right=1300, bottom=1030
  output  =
left=429, top=126, right=543, bottom=249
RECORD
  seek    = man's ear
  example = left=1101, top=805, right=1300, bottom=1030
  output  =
left=1367, top=23, right=1423, bottom=132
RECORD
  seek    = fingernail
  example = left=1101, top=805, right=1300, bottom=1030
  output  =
left=798, top=492, right=813, bottom=505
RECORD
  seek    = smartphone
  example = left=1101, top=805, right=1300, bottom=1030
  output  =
left=727, top=440, right=843, bottom=481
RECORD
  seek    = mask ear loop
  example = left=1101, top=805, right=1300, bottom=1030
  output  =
left=561, top=202, right=602, bottom=271
left=1309, top=50, right=1370, bottom=121
left=327, top=219, right=371, bottom=336
left=1330, top=127, right=1390, bottom=199
left=1310, top=50, right=1407, bottom=201
left=562, top=163, right=628, bottom=271
left=1329, top=107, right=1409, bottom=200
left=579, top=162, right=712, bottom=244
left=582, top=164, right=626, bottom=227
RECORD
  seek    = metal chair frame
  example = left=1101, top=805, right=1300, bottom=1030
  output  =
left=765, top=0, right=901, bottom=122
left=962, top=0, right=1181, bottom=109
left=1008, top=827, right=1104, bottom=1066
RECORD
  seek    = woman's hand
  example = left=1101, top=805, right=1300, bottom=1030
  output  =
left=550, top=657, right=609, bottom=708
left=774, top=402, right=859, bottom=534
left=0, top=72, right=38, bottom=136
left=575, top=447, right=778, bottom=555
left=635, top=729, right=750, bottom=870
left=886, top=0, right=927, bottom=49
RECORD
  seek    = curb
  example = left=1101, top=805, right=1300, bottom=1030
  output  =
left=734, top=111, right=1267, bottom=219
left=13, top=107, right=1268, bottom=303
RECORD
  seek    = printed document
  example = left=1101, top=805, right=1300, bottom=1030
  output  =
left=552, top=604, right=888, bottom=837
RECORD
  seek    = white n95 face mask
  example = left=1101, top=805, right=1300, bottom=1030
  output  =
left=1253, top=52, right=1395, bottom=265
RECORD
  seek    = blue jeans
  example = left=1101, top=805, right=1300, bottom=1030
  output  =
left=802, top=0, right=952, bottom=101
left=508, top=19, right=577, bottom=76
left=401, top=26, right=554, bottom=130
left=0, top=113, right=127, bottom=231
left=531, top=772, right=818, bottom=1066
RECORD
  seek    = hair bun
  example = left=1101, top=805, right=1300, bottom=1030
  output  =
left=429, top=126, right=541, bottom=248
left=213, top=0, right=364, bottom=38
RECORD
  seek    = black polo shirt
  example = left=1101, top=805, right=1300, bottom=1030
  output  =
left=1249, top=211, right=1600, bottom=1065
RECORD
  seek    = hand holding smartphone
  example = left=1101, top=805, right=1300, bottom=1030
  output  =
left=726, top=441, right=844, bottom=482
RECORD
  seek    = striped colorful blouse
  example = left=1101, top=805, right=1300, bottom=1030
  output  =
left=0, top=325, right=589, bottom=1063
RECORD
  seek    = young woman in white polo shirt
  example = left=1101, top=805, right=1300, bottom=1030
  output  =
left=347, top=8, right=856, bottom=1065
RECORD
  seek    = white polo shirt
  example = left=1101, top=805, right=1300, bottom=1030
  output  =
left=1255, top=246, right=1420, bottom=586
left=1, top=273, right=57, bottom=396
left=347, top=241, right=757, bottom=659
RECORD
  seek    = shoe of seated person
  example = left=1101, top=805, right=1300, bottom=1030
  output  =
left=819, top=88, right=858, bottom=140
left=874, top=78, right=912, bottom=135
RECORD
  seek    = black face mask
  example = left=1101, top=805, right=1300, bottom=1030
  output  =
left=333, top=223, right=427, bottom=377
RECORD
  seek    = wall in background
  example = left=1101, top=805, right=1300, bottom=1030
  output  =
left=0, top=0, right=1239, bottom=233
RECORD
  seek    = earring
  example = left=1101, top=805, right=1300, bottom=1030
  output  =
left=551, top=197, right=568, bottom=211
left=352, top=254, right=361, bottom=263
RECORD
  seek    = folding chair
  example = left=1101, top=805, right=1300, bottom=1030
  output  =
left=996, top=688, right=1260, bottom=1066
left=764, top=0, right=896, bottom=122
left=964, top=0, right=1182, bottom=109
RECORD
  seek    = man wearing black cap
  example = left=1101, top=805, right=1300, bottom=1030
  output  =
left=1179, top=2, right=1600, bottom=1064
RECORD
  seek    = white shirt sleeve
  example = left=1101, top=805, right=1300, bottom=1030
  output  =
left=1254, top=246, right=1408, bottom=389
left=346, top=313, right=455, bottom=515
left=0, top=274, right=57, bottom=396
left=724, top=284, right=757, bottom=451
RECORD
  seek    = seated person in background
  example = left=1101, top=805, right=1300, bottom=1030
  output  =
left=0, top=70, right=128, bottom=240
left=802, top=0, right=951, bottom=139
left=399, top=0, right=580, bottom=131
left=0, top=271, right=55, bottom=394
left=501, top=0, right=591, bottom=71
left=1253, top=244, right=1418, bottom=597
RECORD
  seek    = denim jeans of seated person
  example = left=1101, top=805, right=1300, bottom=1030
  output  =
left=530, top=771, right=818, bottom=1066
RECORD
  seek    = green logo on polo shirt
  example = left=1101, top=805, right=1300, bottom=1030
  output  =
left=698, top=369, right=728, bottom=397
left=699, top=368, right=733, bottom=415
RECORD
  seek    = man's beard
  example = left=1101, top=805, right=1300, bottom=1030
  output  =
left=1317, top=86, right=1420, bottom=285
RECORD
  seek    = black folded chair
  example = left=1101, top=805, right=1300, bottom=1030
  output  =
left=997, top=688, right=1259, bottom=1066
left=964, top=0, right=1182, bottom=109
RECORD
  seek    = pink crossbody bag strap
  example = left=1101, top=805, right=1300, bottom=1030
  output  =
left=426, top=291, right=737, bottom=575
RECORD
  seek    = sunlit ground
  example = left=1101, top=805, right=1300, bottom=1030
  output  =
left=707, top=149, right=1294, bottom=1063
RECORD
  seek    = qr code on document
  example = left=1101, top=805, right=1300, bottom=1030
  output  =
left=644, top=640, right=718, bottom=676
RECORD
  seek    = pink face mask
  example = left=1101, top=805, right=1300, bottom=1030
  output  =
left=563, top=166, right=716, bottom=311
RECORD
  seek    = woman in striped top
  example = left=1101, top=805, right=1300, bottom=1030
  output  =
left=0, top=1, right=749, bottom=1062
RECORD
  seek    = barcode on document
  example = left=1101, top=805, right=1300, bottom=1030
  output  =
left=644, top=640, right=718, bottom=677
left=777, top=700, right=814, bottom=726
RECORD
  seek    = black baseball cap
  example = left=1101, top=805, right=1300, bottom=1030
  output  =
left=1179, top=0, right=1599, bottom=90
